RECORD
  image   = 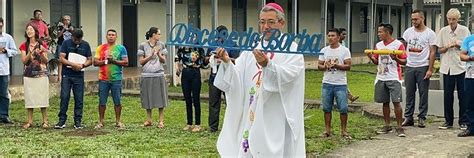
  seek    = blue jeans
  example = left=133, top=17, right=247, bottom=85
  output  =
left=322, top=83, right=348, bottom=114
left=98, top=80, right=122, bottom=106
left=464, top=79, right=474, bottom=132
left=0, top=75, right=9, bottom=117
left=58, top=76, right=85, bottom=124
left=181, top=67, right=201, bottom=125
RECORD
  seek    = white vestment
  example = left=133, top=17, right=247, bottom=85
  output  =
left=214, top=40, right=306, bottom=158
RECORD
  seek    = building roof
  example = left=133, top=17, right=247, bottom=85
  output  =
left=424, top=0, right=471, bottom=4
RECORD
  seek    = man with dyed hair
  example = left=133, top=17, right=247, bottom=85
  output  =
left=214, top=2, right=305, bottom=157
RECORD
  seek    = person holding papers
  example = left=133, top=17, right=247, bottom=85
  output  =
left=54, top=29, right=92, bottom=129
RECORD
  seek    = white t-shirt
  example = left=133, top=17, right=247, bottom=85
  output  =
left=319, top=45, right=351, bottom=85
left=374, top=40, right=407, bottom=81
left=402, top=27, right=437, bottom=67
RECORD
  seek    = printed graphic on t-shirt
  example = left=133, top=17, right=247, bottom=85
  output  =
left=408, top=38, right=422, bottom=50
left=325, top=57, right=339, bottom=74
left=378, top=55, right=393, bottom=75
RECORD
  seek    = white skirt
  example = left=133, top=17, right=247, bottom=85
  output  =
left=24, top=77, right=49, bottom=108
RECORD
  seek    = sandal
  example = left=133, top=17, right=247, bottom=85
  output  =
left=141, top=120, right=152, bottom=127
left=94, top=123, right=104, bottom=129
left=41, top=122, right=49, bottom=129
left=115, top=122, right=125, bottom=129
left=342, top=133, right=353, bottom=140
left=320, top=132, right=331, bottom=138
left=192, top=125, right=201, bottom=132
left=157, top=121, right=164, bottom=128
left=23, top=122, right=32, bottom=129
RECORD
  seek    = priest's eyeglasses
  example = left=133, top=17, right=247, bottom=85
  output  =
left=259, top=19, right=278, bottom=26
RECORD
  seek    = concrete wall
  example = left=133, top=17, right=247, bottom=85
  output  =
left=351, top=3, right=369, bottom=53
left=200, top=0, right=211, bottom=30
left=247, top=0, right=259, bottom=31
left=105, top=0, right=122, bottom=44
left=80, top=0, right=98, bottom=46
left=217, top=0, right=232, bottom=30
left=79, top=0, right=122, bottom=46
left=299, top=0, right=321, bottom=35
left=333, top=0, right=348, bottom=29
left=137, top=1, right=169, bottom=43
left=11, top=0, right=51, bottom=75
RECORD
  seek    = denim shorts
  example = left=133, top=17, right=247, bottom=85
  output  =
left=321, top=83, right=348, bottom=113
left=98, top=80, right=122, bottom=106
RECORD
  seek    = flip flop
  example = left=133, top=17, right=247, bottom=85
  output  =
left=141, top=121, right=152, bottom=127
left=94, top=123, right=104, bottom=129
left=157, top=121, right=164, bottom=128
left=115, top=122, right=125, bottom=129
left=41, top=122, right=49, bottom=129
left=23, top=122, right=32, bottom=129
left=320, top=132, right=331, bottom=138
left=342, top=133, right=353, bottom=140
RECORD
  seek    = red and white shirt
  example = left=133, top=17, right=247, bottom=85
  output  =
left=374, top=39, right=407, bottom=81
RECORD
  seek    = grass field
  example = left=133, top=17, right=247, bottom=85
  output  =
left=0, top=64, right=382, bottom=156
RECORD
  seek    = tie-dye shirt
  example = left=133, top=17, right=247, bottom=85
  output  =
left=95, top=44, right=128, bottom=81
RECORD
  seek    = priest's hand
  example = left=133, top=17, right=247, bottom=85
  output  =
left=253, top=49, right=268, bottom=67
left=215, top=48, right=230, bottom=63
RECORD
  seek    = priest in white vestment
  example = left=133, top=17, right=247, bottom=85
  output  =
left=212, top=3, right=306, bottom=158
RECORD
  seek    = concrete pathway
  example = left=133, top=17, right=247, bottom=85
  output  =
left=324, top=103, right=474, bottom=157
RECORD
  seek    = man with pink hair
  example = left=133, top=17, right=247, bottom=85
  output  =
left=214, top=2, right=305, bottom=157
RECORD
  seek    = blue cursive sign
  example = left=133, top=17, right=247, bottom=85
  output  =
left=167, top=23, right=323, bottom=55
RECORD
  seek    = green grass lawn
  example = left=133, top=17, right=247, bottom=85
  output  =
left=170, top=64, right=378, bottom=102
left=0, top=95, right=381, bottom=156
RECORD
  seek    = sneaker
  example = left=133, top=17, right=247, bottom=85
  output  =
left=438, top=123, right=453, bottom=130
left=418, top=118, right=426, bottom=128
left=377, top=126, right=393, bottom=134
left=183, top=125, right=193, bottom=131
left=460, top=124, right=468, bottom=130
left=457, top=130, right=474, bottom=137
left=192, top=125, right=202, bottom=132
left=54, top=122, right=66, bottom=129
left=396, top=128, right=406, bottom=137
left=74, top=124, right=84, bottom=129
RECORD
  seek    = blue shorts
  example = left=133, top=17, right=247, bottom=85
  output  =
left=98, top=80, right=122, bottom=106
left=321, top=83, right=348, bottom=114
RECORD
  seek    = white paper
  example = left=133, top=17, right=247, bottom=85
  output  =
left=67, top=52, right=87, bottom=71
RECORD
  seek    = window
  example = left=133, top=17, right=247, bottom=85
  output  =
left=233, top=0, right=247, bottom=32
left=50, top=0, right=80, bottom=28
left=360, top=7, right=368, bottom=33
